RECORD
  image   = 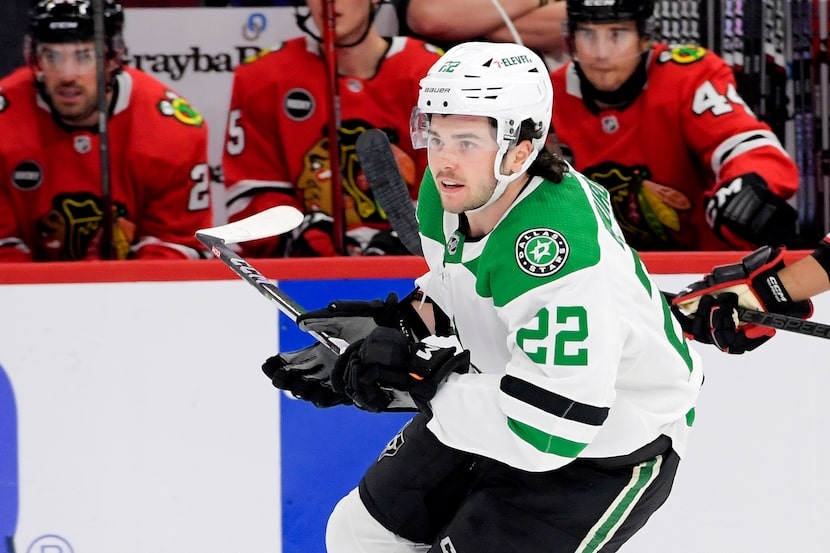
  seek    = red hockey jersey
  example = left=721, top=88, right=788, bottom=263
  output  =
left=223, top=35, right=441, bottom=256
left=551, top=43, right=799, bottom=251
left=0, top=66, right=212, bottom=262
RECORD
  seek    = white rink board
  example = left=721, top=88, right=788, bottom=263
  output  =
left=628, top=275, right=830, bottom=552
left=0, top=280, right=280, bottom=553
left=0, top=274, right=828, bottom=552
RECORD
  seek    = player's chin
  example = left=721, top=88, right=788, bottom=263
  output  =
left=582, top=70, right=624, bottom=91
left=439, top=198, right=467, bottom=215
left=55, top=105, right=97, bottom=126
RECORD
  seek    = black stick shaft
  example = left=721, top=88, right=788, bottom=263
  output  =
left=197, top=233, right=343, bottom=353
left=356, top=129, right=423, bottom=256
left=663, top=292, right=830, bottom=339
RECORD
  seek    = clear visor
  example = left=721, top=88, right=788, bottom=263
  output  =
left=410, top=107, right=430, bottom=150
left=36, top=44, right=97, bottom=75
left=412, top=111, right=502, bottom=175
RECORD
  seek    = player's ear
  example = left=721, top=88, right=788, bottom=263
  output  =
left=505, top=140, right=533, bottom=173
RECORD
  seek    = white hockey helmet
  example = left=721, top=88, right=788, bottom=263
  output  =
left=411, top=41, right=553, bottom=211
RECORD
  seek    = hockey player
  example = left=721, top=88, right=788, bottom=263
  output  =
left=550, top=0, right=800, bottom=251
left=263, top=42, right=703, bottom=552
left=0, top=0, right=212, bottom=262
left=222, top=0, right=442, bottom=257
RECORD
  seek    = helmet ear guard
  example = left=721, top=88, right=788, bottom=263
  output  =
left=412, top=41, right=553, bottom=211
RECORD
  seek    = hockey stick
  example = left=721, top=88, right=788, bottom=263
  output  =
left=92, top=0, right=113, bottom=259
left=196, top=206, right=345, bottom=354
left=355, top=129, right=423, bottom=255
left=663, top=292, right=830, bottom=339
left=322, top=0, right=346, bottom=254
left=196, top=206, right=417, bottom=410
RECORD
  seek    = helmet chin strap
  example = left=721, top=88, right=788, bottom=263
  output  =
left=467, top=147, right=539, bottom=214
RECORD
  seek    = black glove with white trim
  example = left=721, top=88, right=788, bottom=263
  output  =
left=704, top=173, right=797, bottom=249
left=330, top=327, right=470, bottom=413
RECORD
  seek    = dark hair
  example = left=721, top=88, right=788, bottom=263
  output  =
left=519, top=119, right=568, bottom=183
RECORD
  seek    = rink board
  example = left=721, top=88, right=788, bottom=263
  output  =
left=1, top=253, right=828, bottom=553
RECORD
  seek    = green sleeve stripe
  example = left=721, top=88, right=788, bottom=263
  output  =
left=631, top=249, right=696, bottom=374
left=507, top=418, right=588, bottom=457
left=661, top=298, right=695, bottom=372
left=630, top=249, right=653, bottom=296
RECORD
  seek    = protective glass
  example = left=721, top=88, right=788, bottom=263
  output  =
left=36, top=44, right=97, bottom=75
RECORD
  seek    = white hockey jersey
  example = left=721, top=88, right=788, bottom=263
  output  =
left=416, top=166, right=703, bottom=472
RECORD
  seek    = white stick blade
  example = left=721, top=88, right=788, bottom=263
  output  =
left=196, top=206, right=304, bottom=244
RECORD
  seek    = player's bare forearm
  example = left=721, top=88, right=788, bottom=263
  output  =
left=779, top=255, right=830, bottom=302
left=483, top=2, right=566, bottom=52
left=406, top=0, right=540, bottom=39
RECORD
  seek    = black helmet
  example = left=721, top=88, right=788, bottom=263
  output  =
left=566, top=0, right=654, bottom=23
left=29, top=0, right=124, bottom=45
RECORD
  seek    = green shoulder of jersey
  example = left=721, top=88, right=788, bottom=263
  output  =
left=417, top=167, right=623, bottom=307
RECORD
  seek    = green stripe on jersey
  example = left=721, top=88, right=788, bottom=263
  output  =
left=630, top=247, right=695, bottom=374
left=577, top=455, right=663, bottom=552
left=507, top=418, right=588, bottom=457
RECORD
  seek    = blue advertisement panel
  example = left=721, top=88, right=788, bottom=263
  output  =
left=279, top=278, right=417, bottom=553
left=0, top=364, right=18, bottom=553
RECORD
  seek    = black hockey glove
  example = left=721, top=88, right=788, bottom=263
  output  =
left=671, top=246, right=813, bottom=354
left=704, top=173, right=798, bottom=249
left=330, top=327, right=470, bottom=413
left=363, top=229, right=411, bottom=256
left=262, top=291, right=440, bottom=408
left=283, top=211, right=337, bottom=257
left=262, top=345, right=351, bottom=408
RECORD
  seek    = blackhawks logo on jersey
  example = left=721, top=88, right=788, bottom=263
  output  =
left=658, top=45, right=707, bottom=65
left=515, top=228, right=569, bottom=277
left=158, top=91, right=204, bottom=127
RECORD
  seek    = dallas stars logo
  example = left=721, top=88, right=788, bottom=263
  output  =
left=515, top=228, right=569, bottom=277
left=378, top=419, right=411, bottom=461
